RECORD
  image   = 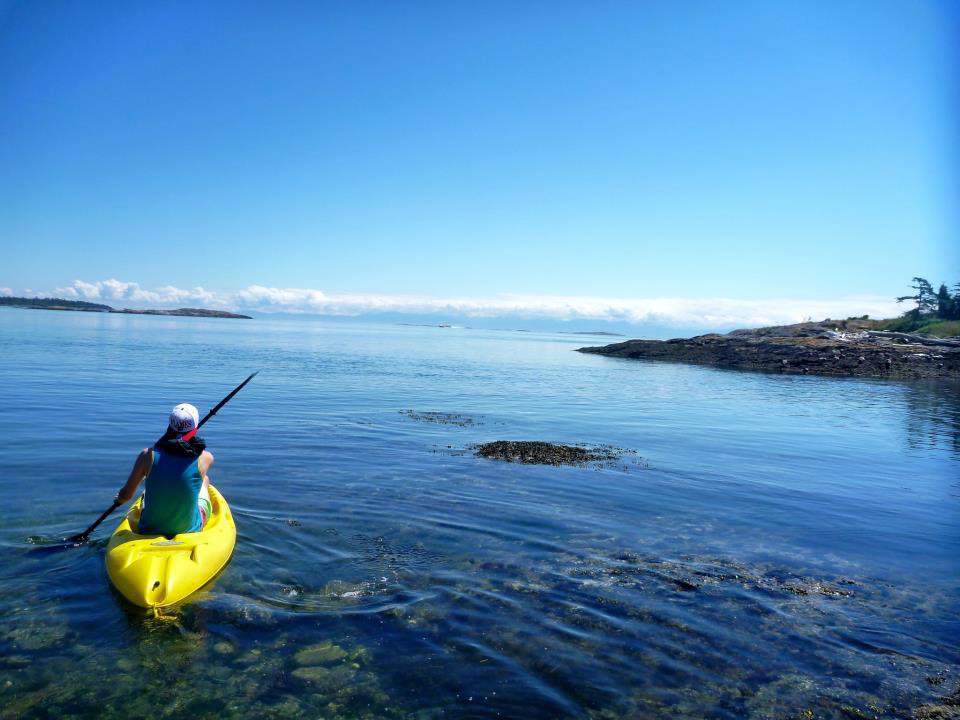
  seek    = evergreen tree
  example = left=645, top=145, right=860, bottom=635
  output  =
left=896, top=277, right=936, bottom=316
left=936, top=283, right=953, bottom=319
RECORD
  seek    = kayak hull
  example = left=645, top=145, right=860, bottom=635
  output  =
left=105, top=485, right=236, bottom=608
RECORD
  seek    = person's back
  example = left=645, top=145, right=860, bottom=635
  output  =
left=138, top=448, right=204, bottom=536
left=115, top=403, right=214, bottom=537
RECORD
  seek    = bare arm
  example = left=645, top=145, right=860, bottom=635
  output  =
left=116, top=448, right=153, bottom=504
left=198, top=450, right=214, bottom=477
left=198, top=450, right=214, bottom=493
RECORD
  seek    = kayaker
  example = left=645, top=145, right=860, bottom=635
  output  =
left=114, top=403, right=214, bottom=536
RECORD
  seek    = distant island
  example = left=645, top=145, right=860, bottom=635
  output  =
left=0, top=296, right=252, bottom=319
left=578, top=277, right=960, bottom=380
left=398, top=322, right=455, bottom=328
left=556, top=330, right=624, bottom=337
left=395, top=324, right=622, bottom=336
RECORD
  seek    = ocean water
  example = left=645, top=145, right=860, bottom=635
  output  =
left=0, top=307, right=957, bottom=719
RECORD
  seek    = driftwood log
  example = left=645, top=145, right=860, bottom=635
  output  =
left=865, top=331, right=960, bottom=348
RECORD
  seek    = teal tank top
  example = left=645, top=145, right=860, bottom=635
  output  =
left=138, top=448, right=203, bottom=536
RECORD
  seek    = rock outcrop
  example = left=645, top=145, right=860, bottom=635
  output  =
left=578, top=319, right=960, bottom=379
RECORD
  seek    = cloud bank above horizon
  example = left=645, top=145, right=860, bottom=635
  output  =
left=32, top=278, right=903, bottom=330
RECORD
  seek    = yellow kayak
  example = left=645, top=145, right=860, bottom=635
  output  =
left=105, top=485, right=236, bottom=609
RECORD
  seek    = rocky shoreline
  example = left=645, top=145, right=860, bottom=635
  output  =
left=578, top=318, right=960, bottom=380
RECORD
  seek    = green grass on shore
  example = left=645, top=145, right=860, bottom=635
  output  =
left=875, top=316, right=960, bottom=338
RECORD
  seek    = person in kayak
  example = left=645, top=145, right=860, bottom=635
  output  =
left=115, top=403, right=214, bottom=536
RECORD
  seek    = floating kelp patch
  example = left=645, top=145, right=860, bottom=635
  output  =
left=400, top=409, right=483, bottom=426
left=603, top=552, right=858, bottom=597
left=472, top=440, right=637, bottom=467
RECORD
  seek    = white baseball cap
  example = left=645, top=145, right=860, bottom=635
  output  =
left=168, top=403, right=200, bottom=435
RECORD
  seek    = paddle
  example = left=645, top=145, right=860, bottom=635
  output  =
left=64, top=371, right=259, bottom=545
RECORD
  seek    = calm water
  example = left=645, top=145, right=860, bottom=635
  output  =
left=0, top=308, right=958, bottom=719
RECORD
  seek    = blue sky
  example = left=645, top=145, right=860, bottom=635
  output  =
left=1, top=1, right=956, bottom=328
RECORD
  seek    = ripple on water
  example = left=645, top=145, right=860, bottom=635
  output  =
left=1, top=315, right=958, bottom=718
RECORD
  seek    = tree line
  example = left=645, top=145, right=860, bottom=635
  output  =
left=897, top=277, right=960, bottom=320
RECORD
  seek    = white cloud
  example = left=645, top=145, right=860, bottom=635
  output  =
left=47, top=278, right=903, bottom=329
left=233, top=286, right=902, bottom=327
left=0, top=287, right=12, bottom=297
left=56, top=279, right=219, bottom=307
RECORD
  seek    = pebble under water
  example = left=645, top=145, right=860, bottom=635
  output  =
left=0, top=309, right=958, bottom=719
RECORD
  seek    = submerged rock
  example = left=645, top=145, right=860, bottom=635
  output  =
left=914, top=683, right=960, bottom=719
left=294, top=641, right=348, bottom=666
left=1, top=655, right=30, bottom=669
left=779, top=578, right=855, bottom=597
left=235, top=648, right=263, bottom=665
left=291, top=664, right=356, bottom=690
left=212, top=641, right=235, bottom=656
left=4, top=623, right=70, bottom=651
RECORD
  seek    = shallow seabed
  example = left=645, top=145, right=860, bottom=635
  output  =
left=0, top=309, right=958, bottom=719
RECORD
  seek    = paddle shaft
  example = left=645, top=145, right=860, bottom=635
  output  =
left=68, top=371, right=258, bottom=543
left=179, top=371, right=258, bottom=442
left=70, top=500, right=122, bottom=543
